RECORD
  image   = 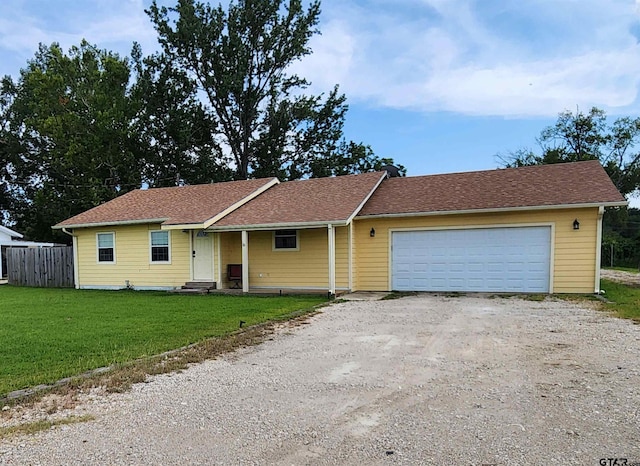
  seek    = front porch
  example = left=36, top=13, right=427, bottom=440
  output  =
left=180, top=225, right=353, bottom=294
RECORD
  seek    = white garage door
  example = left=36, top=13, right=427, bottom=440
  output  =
left=392, top=227, right=551, bottom=292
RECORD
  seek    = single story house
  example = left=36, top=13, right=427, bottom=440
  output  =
left=54, top=160, right=626, bottom=294
left=0, top=225, right=57, bottom=279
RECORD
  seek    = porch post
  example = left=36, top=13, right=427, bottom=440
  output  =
left=241, top=230, right=249, bottom=293
left=328, top=224, right=336, bottom=296
left=216, top=233, right=222, bottom=289
left=189, top=231, right=194, bottom=282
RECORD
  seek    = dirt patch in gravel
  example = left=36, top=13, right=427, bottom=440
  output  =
left=601, top=268, right=640, bottom=287
left=1, top=295, right=640, bottom=465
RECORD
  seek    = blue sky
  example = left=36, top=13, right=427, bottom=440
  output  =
left=2, top=0, right=640, bottom=204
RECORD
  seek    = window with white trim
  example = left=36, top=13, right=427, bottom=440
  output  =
left=274, top=230, right=298, bottom=250
left=97, top=232, right=115, bottom=263
left=150, top=230, right=170, bottom=263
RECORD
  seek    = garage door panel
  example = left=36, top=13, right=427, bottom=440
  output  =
left=392, top=227, right=551, bottom=292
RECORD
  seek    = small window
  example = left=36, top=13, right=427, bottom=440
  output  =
left=97, top=233, right=115, bottom=263
left=274, top=230, right=298, bottom=250
left=150, top=230, right=170, bottom=263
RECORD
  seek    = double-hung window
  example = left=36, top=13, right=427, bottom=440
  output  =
left=274, top=230, right=298, bottom=250
left=97, top=233, right=115, bottom=263
left=150, top=230, right=170, bottom=263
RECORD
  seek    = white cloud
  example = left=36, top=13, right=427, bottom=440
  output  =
left=0, top=0, right=158, bottom=68
left=3, top=0, right=640, bottom=119
left=298, top=0, right=640, bottom=117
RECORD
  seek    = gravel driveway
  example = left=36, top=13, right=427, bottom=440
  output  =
left=2, top=295, right=640, bottom=465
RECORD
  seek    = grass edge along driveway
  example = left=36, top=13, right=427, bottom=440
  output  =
left=0, top=287, right=326, bottom=397
left=600, top=278, right=640, bottom=321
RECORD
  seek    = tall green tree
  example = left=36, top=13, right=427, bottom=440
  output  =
left=0, top=89, right=16, bottom=223
left=498, top=107, right=640, bottom=197
left=498, top=107, right=640, bottom=267
left=1, top=41, right=142, bottom=241
left=146, top=0, right=398, bottom=180
left=130, top=45, right=234, bottom=187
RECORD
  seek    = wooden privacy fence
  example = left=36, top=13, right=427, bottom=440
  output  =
left=7, top=247, right=74, bottom=288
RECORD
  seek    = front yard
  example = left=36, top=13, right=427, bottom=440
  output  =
left=0, top=287, right=325, bottom=397
left=600, top=278, right=640, bottom=320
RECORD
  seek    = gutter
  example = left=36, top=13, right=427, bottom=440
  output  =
left=61, top=228, right=80, bottom=289
left=356, top=201, right=629, bottom=220
left=207, top=219, right=350, bottom=232
left=53, top=218, right=169, bottom=230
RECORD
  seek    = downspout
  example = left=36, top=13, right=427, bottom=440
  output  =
left=348, top=222, right=353, bottom=292
left=61, top=227, right=80, bottom=289
left=594, top=206, right=605, bottom=293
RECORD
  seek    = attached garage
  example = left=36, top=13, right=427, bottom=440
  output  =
left=391, top=226, right=552, bottom=292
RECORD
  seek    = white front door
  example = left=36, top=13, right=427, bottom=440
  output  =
left=193, top=231, right=214, bottom=281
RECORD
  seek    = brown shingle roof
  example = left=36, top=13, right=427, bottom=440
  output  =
left=358, top=160, right=626, bottom=217
left=212, top=171, right=387, bottom=228
left=54, top=178, right=278, bottom=228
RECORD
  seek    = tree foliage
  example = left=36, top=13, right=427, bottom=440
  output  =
left=498, top=107, right=640, bottom=267
left=1, top=0, right=403, bottom=241
left=1, top=41, right=142, bottom=242
left=498, top=107, right=640, bottom=197
left=146, top=0, right=396, bottom=180
left=130, top=45, right=233, bottom=187
left=602, top=208, right=640, bottom=269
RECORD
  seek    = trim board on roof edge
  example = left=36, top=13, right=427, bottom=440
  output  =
left=345, top=172, right=388, bottom=224
left=358, top=201, right=628, bottom=220
left=202, top=178, right=280, bottom=228
left=207, top=220, right=351, bottom=232
left=53, top=218, right=170, bottom=230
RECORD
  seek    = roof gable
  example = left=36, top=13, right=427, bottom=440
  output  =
left=0, top=225, right=23, bottom=239
left=212, top=171, right=387, bottom=229
left=358, top=160, right=627, bottom=217
left=54, top=178, right=278, bottom=229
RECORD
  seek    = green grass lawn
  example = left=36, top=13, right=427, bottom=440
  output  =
left=600, top=279, right=640, bottom=321
left=0, top=286, right=325, bottom=397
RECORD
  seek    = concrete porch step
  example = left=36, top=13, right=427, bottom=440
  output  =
left=182, top=281, right=217, bottom=290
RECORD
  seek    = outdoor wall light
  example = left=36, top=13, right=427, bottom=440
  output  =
left=573, top=219, right=580, bottom=230
left=370, top=227, right=376, bottom=237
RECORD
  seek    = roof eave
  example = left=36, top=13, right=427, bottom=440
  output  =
left=0, top=225, right=23, bottom=238
left=208, top=219, right=351, bottom=232
left=7, top=240, right=59, bottom=247
left=161, top=223, right=206, bottom=230
left=356, top=201, right=629, bottom=219
left=52, top=218, right=170, bottom=230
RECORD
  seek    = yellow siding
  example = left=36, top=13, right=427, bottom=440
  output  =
left=218, top=227, right=350, bottom=290
left=219, top=231, right=242, bottom=289
left=354, top=208, right=600, bottom=293
left=73, top=207, right=598, bottom=293
left=75, top=224, right=191, bottom=289
left=335, top=226, right=349, bottom=289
